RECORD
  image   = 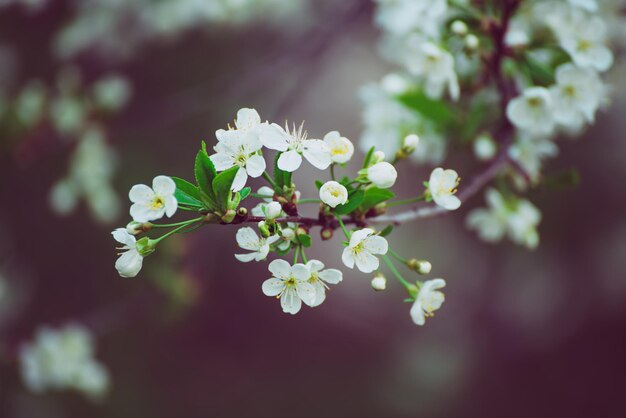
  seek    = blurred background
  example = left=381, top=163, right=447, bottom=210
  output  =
left=1, top=0, right=625, bottom=417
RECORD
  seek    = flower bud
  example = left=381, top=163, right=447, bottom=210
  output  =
left=381, top=73, right=409, bottom=95
left=366, top=162, right=397, bottom=189
left=258, top=221, right=271, bottom=238
left=321, top=228, right=333, bottom=241
left=451, top=20, right=468, bottom=36
left=265, top=202, right=282, bottom=220
left=237, top=207, right=248, bottom=217
left=465, top=34, right=480, bottom=50
left=371, top=151, right=386, bottom=164
left=371, top=273, right=387, bottom=291
left=319, top=181, right=349, bottom=208
left=126, top=221, right=149, bottom=235
left=281, top=227, right=295, bottom=241
left=407, top=259, right=432, bottom=275
left=135, top=237, right=156, bottom=257
left=473, top=133, right=497, bottom=161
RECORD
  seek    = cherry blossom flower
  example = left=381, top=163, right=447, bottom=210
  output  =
left=129, top=175, right=177, bottom=223
left=261, top=260, right=316, bottom=314
left=342, top=228, right=389, bottom=273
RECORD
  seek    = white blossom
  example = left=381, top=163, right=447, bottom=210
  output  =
left=508, top=136, right=558, bottom=185
left=451, top=20, right=468, bottom=36
left=129, top=175, right=177, bottom=223
left=260, top=122, right=331, bottom=172
left=367, top=162, right=398, bottom=189
left=261, top=259, right=316, bottom=314
left=402, top=134, right=420, bottom=153
left=210, top=131, right=266, bottom=192
left=216, top=108, right=266, bottom=138
left=112, top=228, right=144, bottom=278
left=429, top=168, right=461, bottom=211
left=319, top=181, right=348, bottom=208
left=404, top=39, right=460, bottom=101
left=342, top=228, right=389, bottom=273
left=304, top=260, right=343, bottom=307
left=265, top=201, right=283, bottom=220
left=323, top=131, right=354, bottom=164
left=550, top=63, right=605, bottom=131
left=19, top=324, right=109, bottom=400
left=374, top=0, right=447, bottom=39
left=234, top=227, right=279, bottom=262
left=410, top=279, right=446, bottom=326
left=473, top=134, right=497, bottom=161
left=568, top=0, right=597, bottom=12
left=506, top=87, right=555, bottom=137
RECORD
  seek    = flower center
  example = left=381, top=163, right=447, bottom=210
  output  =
left=151, top=196, right=165, bottom=209
left=563, top=85, right=577, bottom=98
left=577, top=39, right=592, bottom=52
left=527, top=97, right=542, bottom=108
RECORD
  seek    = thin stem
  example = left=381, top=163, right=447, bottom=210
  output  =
left=386, top=196, right=426, bottom=208
left=150, top=217, right=205, bottom=228
left=262, top=171, right=277, bottom=189
left=382, top=255, right=412, bottom=291
left=154, top=218, right=203, bottom=243
left=334, top=214, right=350, bottom=238
left=300, top=246, right=309, bottom=264
left=330, top=164, right=336, bottom=181
left=388, top=248, right=408, bottom=264
left=293, top=245, right=301, bottom=264
left=251, top=193, right=273, bottom=199
left=297, top=198, right=321, bottom=204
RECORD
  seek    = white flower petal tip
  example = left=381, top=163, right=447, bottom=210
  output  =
left=129, top=175, right=178, bottom=223
left=112, top=228, right=143, bottom=278
left=429, top=168, right=461, bottom=211
left=410, top=279, right=446, bottom=326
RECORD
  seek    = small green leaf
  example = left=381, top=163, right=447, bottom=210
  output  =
left=240, top=187, right=251, bottom=200
left=397, top=90, right=455, bottom=125
left=362, top=146, right=375, bottom=168
left=273, top=153, right=286, bottom=192
left=194, top=142, right=217, bottom=206
left=334, top=190, right=365, bottom=215
left=212, top=166, right=239, bottom=211
left=379, top=224, right=394, bottom=237
left=297, top=234, right=312, bottom=248
left=361, top=187, right=395, bottom=210
left=172, top=177, right=203, bottom=208
left=522, top=53, right=555, bottom=86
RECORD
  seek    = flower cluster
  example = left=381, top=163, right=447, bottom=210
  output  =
left=113, top=107, right=460, bottom=325
left=19, top=324, right=109, bottom=401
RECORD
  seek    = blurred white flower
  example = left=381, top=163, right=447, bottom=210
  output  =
left=550, top=63, right=605, bottom=131
left=568, top=0, right=597, bottom=13
left=506, top=87, right=555, bottom=137
left=319, top=181, right=348, bottom=208
left=112, top=228, right=144, bottom=278
left=374, top=0, right=447, bottom=39
left=305, top=260, right=343, bottom=307
left=342, top=228, right=389, bottom=273
left=19, top=324, right=109, bottom=401
left=129, top=175, right=177, bottom=222
left=429, top=168, right=461, bottom=211
left=367, top=162, right=398, bottom=189
left=473, top=133, right=497, bottom=161
left=262, top=259, right=316, bottom=314
left=234, top=227, right=279, bottom=262
left=410, top=279, right=446, bottom=326
left=260, top=122, right=331, bottom=172
left=323, top=131, right=354, bottom=164
left=404, top=40, right=460, bottom=101
left=508, top=136, right=558, bottom=184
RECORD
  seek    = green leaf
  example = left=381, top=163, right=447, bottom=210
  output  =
left=521, top=53, right=555, bottom=86
left=273, top=153, right=286, bottom=192
left=362, top=146, right=375, bottom=168
left=172, top=177, right=203, bottom=208
left=239, top=187, right=251, bottom=200
left=194, top=142, right=217, bottom=207
left=361, top=187, right=395, bottom=210
left=334, top=190, right=365, bottom=215
left=212, top=166, right=239, bottom=211
left=297, top=234, right=312, bottom=248
left=379, top=225, right=394, bottom=237
left=397, top=90, right=455, bottom=125
left=315, top=180, right=324, bottom=190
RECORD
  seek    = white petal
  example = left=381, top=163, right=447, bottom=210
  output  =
left=245, top=154, right=266, bottom=178
left=319, top=269, right=343, bottom=284
left=268, top=259, right=292, bottom=279
left=236, top=227, right=260, bottom=251
left=309, top=281, right=326, bottom=307
left=128, top=184, right=154, bottom=204
left=262, top=278, right=284, bottom=297
left=255, top=243, right=270, bottom=261
left=115, top=250, right=143, bottom=278
left=277, top=150, right=302, bottom=172
left=303, top=140, right=332, bottom=170
left=236, top=108, right=261, bottom=130
left=280, top=289, right=302, bottom=314
left=210, top=152, right=235, bottom=171
left=152, top=176, right=175, bottom=196
left=354, top=251, right=379, bottom=273
left=231, top=167, right=248, bottom=192
left=349, top=228, right=373, bottom=248
left=164, top=195, right=178, bottom=217
left=112, top=228, right=135, bottom=247
left=296, top=282, right=317, bottom=307
left=234, top=252, right=258, bottom=263
left=363, top=236, right=388, bottom=255
left=306, top=259, right=325, bottom=273
left=130, top=203, right=163, bottom=223
left=260, top=123, right=289, bottom=151
left=434, top=195, right=461, bottom=210
left=410, top=301, right=426, bottom=326
left=266, top=235, right=281, bottom=245
left=341, top=247, right=355, bottom=269
left=291, top=263, right=311, bottom=281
